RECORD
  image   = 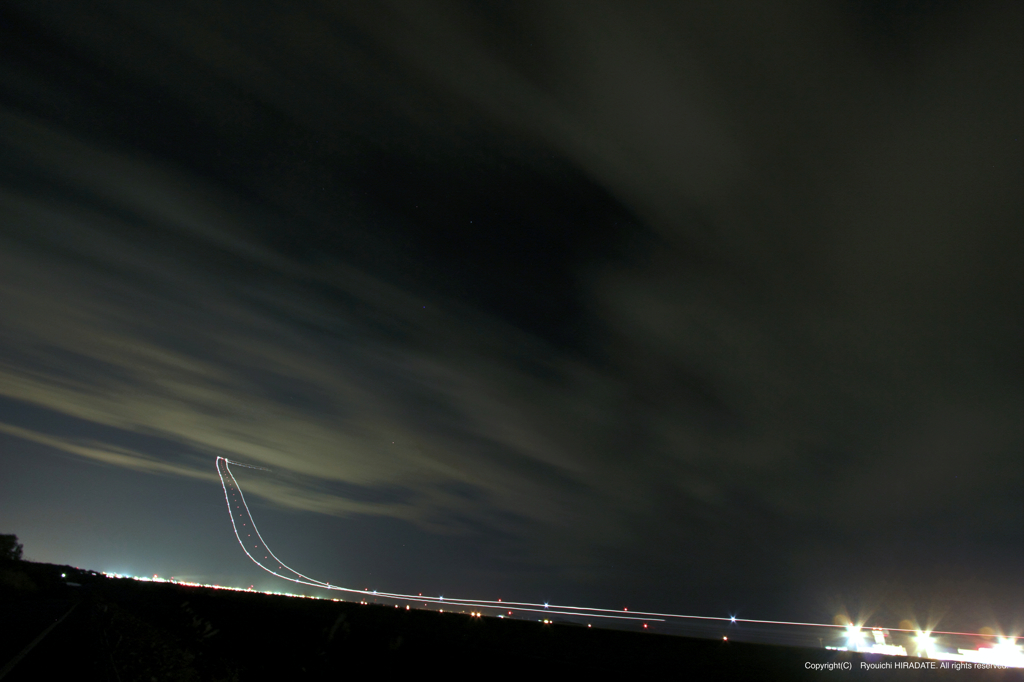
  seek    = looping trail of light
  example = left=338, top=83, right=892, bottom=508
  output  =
left=215, top=457, right=1006, bottom=638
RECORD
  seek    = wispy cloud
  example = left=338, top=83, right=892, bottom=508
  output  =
left=0, top=0, right=1020, bottom=611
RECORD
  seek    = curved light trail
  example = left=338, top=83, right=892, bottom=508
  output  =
left=217, top=457, right=662, bottom=621
left=216, top=456, right=1020, bottom=657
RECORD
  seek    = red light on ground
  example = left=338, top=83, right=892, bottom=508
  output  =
left=723, top=636, right=728, bottom=641
left=643, top=624, right=648, bottom=629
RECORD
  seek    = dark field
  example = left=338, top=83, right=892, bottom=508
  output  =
left=1, top=561, right=1019, bottom=681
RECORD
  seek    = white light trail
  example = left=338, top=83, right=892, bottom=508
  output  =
left=214, top=457, right=1020, bottom=652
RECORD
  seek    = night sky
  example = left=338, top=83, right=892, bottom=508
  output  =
left=1, top=1, right=1021, bottom=635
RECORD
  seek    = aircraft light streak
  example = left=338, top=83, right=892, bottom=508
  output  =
left=214, top=457, right=1022, bottom=663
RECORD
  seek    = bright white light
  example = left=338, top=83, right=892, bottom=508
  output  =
left=992, top=637, right=1024, bottom=664
left=997, top=637, right=1021, bottom=652
left=846, top=626, right=865, bottom=650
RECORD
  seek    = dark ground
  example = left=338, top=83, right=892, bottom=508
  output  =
left=1, top=561, right=1020, bottom=681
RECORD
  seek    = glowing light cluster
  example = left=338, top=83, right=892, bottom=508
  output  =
left=100, top=571, right=341, bottom=601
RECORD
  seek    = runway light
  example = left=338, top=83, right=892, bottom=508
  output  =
left=995, top=637, right=1022, bottom=659
left=730, top=616, right=736, bottom=623
left=846, top=626, right=864, bottom=649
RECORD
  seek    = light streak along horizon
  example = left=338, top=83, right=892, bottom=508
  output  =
left=215, top=457, right=1012, bottom=640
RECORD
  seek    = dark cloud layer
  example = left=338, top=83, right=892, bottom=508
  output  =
left=1, top=1, right=1020, bottom=631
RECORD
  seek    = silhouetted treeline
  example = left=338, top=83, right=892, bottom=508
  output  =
left=0, top=534, right=22, bottom=561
